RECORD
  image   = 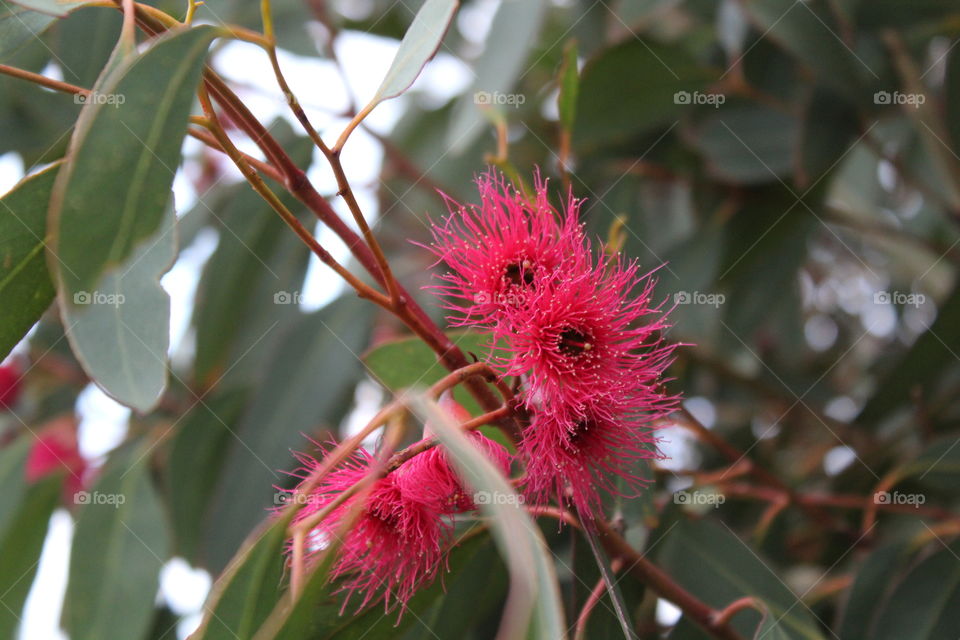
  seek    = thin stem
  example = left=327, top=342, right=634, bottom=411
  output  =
left=711, top=597, right=762, bottom=628
left=0, top=64, right=87, bottom=95
left=196, top=87, right=392, bottom=309
left=574, top=558, right=624, bottom=640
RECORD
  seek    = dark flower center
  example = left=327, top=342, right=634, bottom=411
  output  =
left=558, top=328, right=593, bottom=357
left=504, top=260, right=535, bottom=287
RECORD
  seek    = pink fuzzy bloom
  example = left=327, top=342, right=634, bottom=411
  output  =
left=427, top=169, right=587, bottom=330
left=519, top=405, right=663, bottom=518
left=286, top=448, right=448, bottom=614
left=0, top=363, right=21, bottom=410
left=493, top=252, right=676, bottom=420
left=25, top=416, right=88, bottom=501
left=284, top=419, right=510, bottom=614
left=397, top=431, right=513, bottom=513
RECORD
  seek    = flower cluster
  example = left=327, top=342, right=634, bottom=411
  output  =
left=282, top=395, right=510, bottom=615
left=429, top=169, right=677, bottom=517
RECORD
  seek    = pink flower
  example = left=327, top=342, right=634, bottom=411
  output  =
left=494, top=252, right=675, bottom=419
left=25, top=416, right=88, bottom=501
left=285, top=417, right=510, bottom=614
left=0, top=363, right=21, bottom=410
left=287, top=448, right=449, bottom=614
left=427, top=169, right=586, bottom=330
left=519, top=405, right=662, bottom=517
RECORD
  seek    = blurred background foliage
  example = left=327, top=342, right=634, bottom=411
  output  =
left=2, top=0, right=960, bottom=638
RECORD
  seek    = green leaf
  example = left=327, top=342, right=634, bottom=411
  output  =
left=873, top=540, right=960, bottom=639
left=0, top=476, right=60, bottom=639
left=573, top=38, right=717, bottom=151
left=837, top=542, right=914, bottom=640
left=0, top=3, right=56, bottom=60
left=0, top=436, right=31, bottom=526
left=0, top=163, right=58, bottom=360
left=193, top=514, right=291, bottom=640
left=446, top=0, right=547, bottom=154
left=363, top=329, right=500, bottom=429
left=65, top=441, right=172, bottom=640
left=203, top=296, right=372, bottom=572
left=739, top=0, right=873, bottom=100
left=413, top=396, right=566, bottom=639
left=167, top=389, right=249, bottom=560
left=365, top=0, right=459, bottom=107
left=60, top=201, right=176, bottom=413
left=900, top=436, right=960, bottom=492
left=857, top=279, right=960, bottom=427
left=47, top=25, right=217, bottom=303
left=693, top=102, right=799, bottom=184
left=656, top=517, right=825, bottom=640
left=9, top=0, right=89, bottom=17
left=558, top=39, right=580, bottom=133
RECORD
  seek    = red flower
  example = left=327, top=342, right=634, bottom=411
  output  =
left=494, top=253, right=675, bottom=419
left=25, top=416, right=88, bottom=501
left=427, top=169, right=586, bottom=331
left=286, top=448, right=449, bottom=614
left=0, top=363, right=21, bottom=410
left=519, top=405, right=662, bottom=517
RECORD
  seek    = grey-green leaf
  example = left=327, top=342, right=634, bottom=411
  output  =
left=65, top=442, right=171, bottom=640
left=47, top=25, right=217, bottom=302
left=0, top=163, right=58, bottom=360
left=367, top=0, right=458, bottom=106
left=0, top=4, right=56, bottom=60
left=445, top=0, right=546, bottom=154
left=60, top=201, right=176, bottom=413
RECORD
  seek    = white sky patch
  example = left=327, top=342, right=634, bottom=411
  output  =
left=19, top=510, right=72, bottom=640
left=76, top=384, right=131, bottom=461
left=0, top=152, right=25, bottom=194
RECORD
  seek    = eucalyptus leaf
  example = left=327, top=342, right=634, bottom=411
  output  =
left=0, top=163, right=58, bottom=360
left=366, top=0, right=458, bottom=108
left=48, top=25, right=217, bottom=302
left=65, top=441, right=171, bottom=640
left=60, top=201, right=176, bottom=413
